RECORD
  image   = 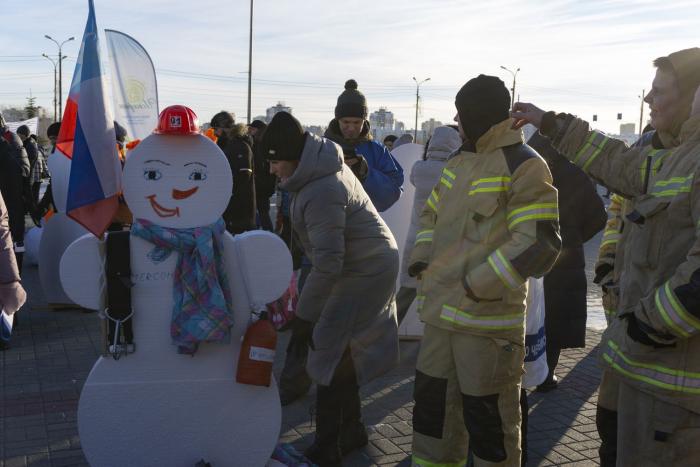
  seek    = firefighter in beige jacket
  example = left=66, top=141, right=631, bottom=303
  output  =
left=512, top=48, right=700, bottom=466
left=408, top=75, right=561, bottom=467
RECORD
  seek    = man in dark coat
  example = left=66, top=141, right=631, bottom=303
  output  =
left=210, top=112, right=256, bottom=234
left=528, top=132, right=607, bottom=390
left=0, top=113, right=29, bottom=270
left=248, top=119, right=276, bottom=231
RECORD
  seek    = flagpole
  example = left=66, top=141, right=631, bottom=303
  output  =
left=247, top=0, right=253, bottom=124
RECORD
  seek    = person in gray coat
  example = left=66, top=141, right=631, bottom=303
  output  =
left=262, top=112, right=400, bottom=467
left=396, top=126, right=462, bottom=323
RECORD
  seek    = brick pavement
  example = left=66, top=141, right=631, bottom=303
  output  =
left=2, top=257, right=606, bottom=467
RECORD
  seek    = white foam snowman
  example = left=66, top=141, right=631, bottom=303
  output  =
left=59, top=106, right=292, bottom=466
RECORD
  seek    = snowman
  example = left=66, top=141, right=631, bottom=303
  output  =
left=59, top=105, right=292, bottom=466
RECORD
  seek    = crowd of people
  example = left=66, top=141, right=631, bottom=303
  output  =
left=1, top=45, right=700, bottom=467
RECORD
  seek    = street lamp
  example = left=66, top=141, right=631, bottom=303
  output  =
left=247, top=0, right=254, bottom=124
left=44, top=35, right=75, bottom=121
left=500, top=65, right=520, bottom=109
left=412, top=76, right=430, bottom=142
left=42, top=53, right=58, bottom=122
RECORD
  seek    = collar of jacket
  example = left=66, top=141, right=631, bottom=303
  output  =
left=474, top=118, right=524, bottom=153
left=280, top=133, right=343, bottom=192
left=324, top=118, right=372, bottom=147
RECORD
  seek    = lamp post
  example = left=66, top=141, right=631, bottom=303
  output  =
left=412, top=76, right=430, bottom=142
left=500, top=65, right=520, bottom=109
left=44, top=35, right=74, bottom=121
left=247, top=0, right=254, bottom=124
left=42, top=53, right=58, bottom=122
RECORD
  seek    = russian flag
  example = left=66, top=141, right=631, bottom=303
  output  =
left=56, top=0, right=121, bottom=238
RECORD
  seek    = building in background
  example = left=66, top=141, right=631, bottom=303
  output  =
left=619, top=122, right=636, bottom=136
left=421, top=118, right=443, bottom=141
left=266, top=102, right=292, bottom=122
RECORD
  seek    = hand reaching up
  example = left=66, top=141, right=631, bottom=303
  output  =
left=511, top=102, right=547, bottom=130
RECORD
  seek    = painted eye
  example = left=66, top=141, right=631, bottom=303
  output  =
left=143, top=169, right=162, bottom=181
left=189, top=170, right=207, bottom=181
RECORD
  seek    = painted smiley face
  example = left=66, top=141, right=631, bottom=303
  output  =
left=123, top=134, right=232, bottom=229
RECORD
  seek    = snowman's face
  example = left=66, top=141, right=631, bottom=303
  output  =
left=123, top=134, right=232, bottom=229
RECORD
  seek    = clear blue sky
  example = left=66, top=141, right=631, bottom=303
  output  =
left=1, top=0, right=699, bottom=134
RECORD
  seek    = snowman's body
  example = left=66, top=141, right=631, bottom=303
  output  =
left=60, top=129, right=291, bottom=466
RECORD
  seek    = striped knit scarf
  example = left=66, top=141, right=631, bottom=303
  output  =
left=131, top=218, right=233, bottom=355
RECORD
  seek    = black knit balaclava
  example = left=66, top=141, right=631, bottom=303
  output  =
left=455, top=74, right=511, bottom=145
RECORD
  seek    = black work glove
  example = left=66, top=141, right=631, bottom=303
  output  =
left=289, top=317, right=315, bottom=357
left=594, top=262, right=614, bottom=286
left=622, top=314, right=674, bottom=349
left=408, top=262, right=428, bottom=278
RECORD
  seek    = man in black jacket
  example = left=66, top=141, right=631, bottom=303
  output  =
left=0, top=113, right=30, bottom=270
left=248, top=119, right=275, bottom=231
left=211, top=111, right=256, bottom=234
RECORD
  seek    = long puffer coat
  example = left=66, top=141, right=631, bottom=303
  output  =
left=528, top=132, right=607, bottom=348
left=281, top=132, right=400, bottom=386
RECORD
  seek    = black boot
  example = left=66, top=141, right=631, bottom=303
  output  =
left=339, top=384, right=368, bottom=455
left=305, top=385, right=342, bottom=467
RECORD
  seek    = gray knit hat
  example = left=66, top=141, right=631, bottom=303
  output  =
left=335, top=79, right=368, bottom=119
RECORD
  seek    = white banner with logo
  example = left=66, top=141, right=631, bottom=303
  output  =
left=105, top=29, right=158, bottom=141
left=6, top=117, right=39, bottom=135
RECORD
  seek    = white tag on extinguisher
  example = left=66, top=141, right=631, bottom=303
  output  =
left=249, top=346, right=275, bottom=363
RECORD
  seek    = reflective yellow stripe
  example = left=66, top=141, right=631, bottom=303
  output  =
left=603, top=339, right=700, bottom=394
left=430, top=189, right=440, bottom=203
left=416, top=295, right=425, bottom=311
left=655, top=281, right=700, bottom=338
left=600, top=230, right=621, bottom=247
left=440, top=177, right=453, bottom=189
left=426, top=197, right=437, bottom=212
left=487, top=249, right=523, bottom=290
left=651, top=175, right=693, bottom=198
left=507, top=203, right=558, bottom=229
left=412, top=455, right=467, bottom=467
left=440, top=305, right=523, bottom=330
left=415, top=230, right=434, bottom=245
left=573, top=132, right=608, bottom=171
left=442, top=168, right=456, bottom=180
left=471, top=177, right=512, bottom=184
left=468, top=177, right=511, bottom=196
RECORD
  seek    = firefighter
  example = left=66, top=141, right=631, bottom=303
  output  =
left=512, top=47, right=700, bottom=466
left=408, top=75, right=561, bottom=466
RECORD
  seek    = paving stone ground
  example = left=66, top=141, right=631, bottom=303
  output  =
left=2, top=231, right=608, bottom=466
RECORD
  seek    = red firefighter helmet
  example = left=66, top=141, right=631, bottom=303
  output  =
left=154, top=105, right=200, bottom=135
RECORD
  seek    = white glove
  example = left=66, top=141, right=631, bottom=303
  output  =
left=0, top=282, right=27, bottom=315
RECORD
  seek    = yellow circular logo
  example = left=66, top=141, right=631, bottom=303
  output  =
left=125, top=78, right=146, bottom=105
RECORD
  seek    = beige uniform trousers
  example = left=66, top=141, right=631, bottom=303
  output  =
left=616, top=381, right=700, bottom=466
left=412, top=324, right=524, bottom=467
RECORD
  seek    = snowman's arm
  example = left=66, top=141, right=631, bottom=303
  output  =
left=221, top=231, right=292, bottom=329
left=59, top=234, right=106, bottom=311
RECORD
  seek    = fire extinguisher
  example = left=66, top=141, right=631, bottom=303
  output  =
left=236, top=310, right=277, bottom=386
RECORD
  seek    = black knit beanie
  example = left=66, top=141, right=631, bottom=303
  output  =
left=261, top=111, right=306, bottom=161
left=455, top=74, right=511, bottom=144
left=335, top=79, right=368, bottom=119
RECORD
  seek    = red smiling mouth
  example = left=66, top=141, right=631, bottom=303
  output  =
left=172, top=186, right=199, bottom=200
left=146, top=195, right=180, bottom=218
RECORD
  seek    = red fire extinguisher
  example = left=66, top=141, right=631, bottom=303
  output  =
left=236, top=310, right=277, bottom=386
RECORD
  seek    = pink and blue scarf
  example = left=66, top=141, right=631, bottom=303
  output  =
left=131, top=218, right=233, bottom=355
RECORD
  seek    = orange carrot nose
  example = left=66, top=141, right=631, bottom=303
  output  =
left=172, top=186, right=199, bottom=200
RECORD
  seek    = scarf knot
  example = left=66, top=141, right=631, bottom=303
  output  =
left=131, top=218, right=233, bottom=355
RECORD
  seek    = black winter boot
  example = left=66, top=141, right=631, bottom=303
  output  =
left=339, top=384, right=368, bottom=455
left=305, top=384, right=342, bottom=467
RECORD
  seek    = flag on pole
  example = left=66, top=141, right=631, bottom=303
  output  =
left=105, top=29, right=159, bottom=142
left=56, top=0, right=122, bottom=238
